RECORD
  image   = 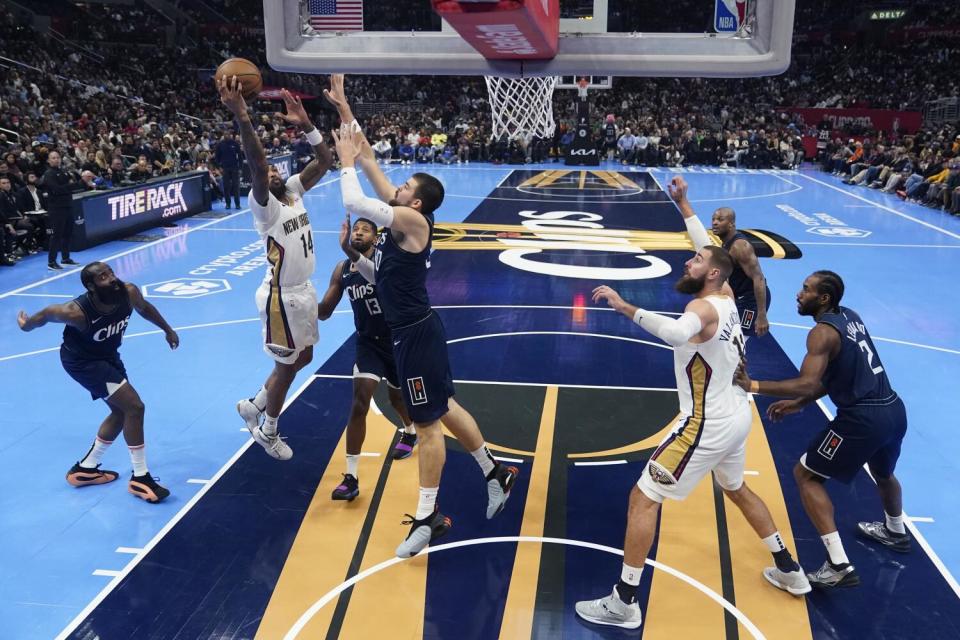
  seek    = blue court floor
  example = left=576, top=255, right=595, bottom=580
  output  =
left=1, top=163, right=958, bottom=639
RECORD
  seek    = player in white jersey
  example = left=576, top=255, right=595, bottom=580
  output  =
left=575, top=245, right=809, bottom=631
left=217, top=76, right=334, bottom=460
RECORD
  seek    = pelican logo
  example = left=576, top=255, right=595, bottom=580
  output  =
left=647, top=462, right=677, bottom=486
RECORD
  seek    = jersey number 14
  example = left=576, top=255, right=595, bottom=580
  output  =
left=299, top=232, right=313, bottom=258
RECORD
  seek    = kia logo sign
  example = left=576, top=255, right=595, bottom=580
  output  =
left=569, top=149, right=597, bottom=156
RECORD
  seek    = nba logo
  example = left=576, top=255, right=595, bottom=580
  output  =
left=714, top=0, right=747, bottom=33
left=407, top=377, right=428, bottom=405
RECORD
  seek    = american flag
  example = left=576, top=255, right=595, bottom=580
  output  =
left=308, top=0, right=363, bottom=31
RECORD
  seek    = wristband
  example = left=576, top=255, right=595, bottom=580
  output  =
left=305, top=128, right=323, bottom=146
left=750, top=381, right=760, bottom=394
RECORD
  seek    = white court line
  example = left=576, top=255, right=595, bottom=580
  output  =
left=494, top=456, right=525, bottom=464
left=648, top=168, right=802, bottom=202
left=793, top=242, right=960, bottom=248
left=114, top=547, right=142, bottom=555
left=312, top=373, right=676, bottom=393
left=909, top=517, right=936, bottom=524
left=771, top=322, right=960, bottom=356
left=446, top=330, right=672, bottom=351
left=358, top=452, right=381, bottom=457
left=0, top=168, right=364, bottom=301
left=743, top=470, right=760, bottom=476
left=54, top=373, right=319, bottom=640
left=814, top=400, right=960, bottom=601
left=91, top=570, right=121, bottom=578
left=799, top=173, right=960, bottom=241
left=186, top=479, right=209, bottom=485
left=282, top=536, right=766, bottom=640
left=843, top=205, right=877, bottom=208
left=574, top=460, right=628, bottom=466
left=370, top=397, right=383, bottom=415
left=10, top=292, right=74, bottom=298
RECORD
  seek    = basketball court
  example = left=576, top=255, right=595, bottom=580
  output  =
left=2, top=1, right=960, bottom=638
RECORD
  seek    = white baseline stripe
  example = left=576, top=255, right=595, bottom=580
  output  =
left=814, top=401, right=960, bottom=600
left=358, top=452, right=381, bottom=457
left=186, top=479, right=209, bottom=485
left=54, top=373, right=320, bottom=640
left=793, top=242, right=960, bottom=249
left=11, top=292, right=74, bottom=298
left=494, top=456, right=525, bottom=464
left=91, top=570, right=121, bottom=578
left=743, top=470, right=760, bottom=476
left=909, top=517, right=935, bottom=524
left=574, top=460, right=628, bottom=466
left=770, top=322, right=960, bottom=356
left=114, top=547, right=142, bottom=555
left=799, top=173, right=960, bottom=241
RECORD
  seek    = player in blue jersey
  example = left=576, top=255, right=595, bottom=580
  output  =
left=326, top=75, right=519, bottom=558
left=736, top=270, right=909, bottom=590
left=17, top=261, right=179, bottom=503
left=668, top=176, right=770, bottom=339
left=318, top=215, right=417, bottom=501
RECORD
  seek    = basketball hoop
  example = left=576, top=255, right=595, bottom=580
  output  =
left=484, top=75, right=559, bottom=141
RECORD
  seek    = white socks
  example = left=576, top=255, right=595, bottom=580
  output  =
left=821, top=531, right=849, bottom=565
left=762, top=531, right=786, bottom=553
left=263, top=414, right=279, bottom=436
left=346, top=454, right=359, bottom=478
left=80, top=437, right=113, bottom=468
left=129, top=444, right=148, bottom=476
left=415, top=486, right=438, bottom=520
left=885, top=512, right=906, bottom=535
left=253, top=386, right=268, bottom=412
left=470, top=444, right=497, bottom=477
left=621, top=562, right=643, bottom=586
left=403, top=422, right=416, bottom=435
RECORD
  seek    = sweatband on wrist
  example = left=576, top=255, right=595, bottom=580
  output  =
left=305, top=128, right=323, bottom=146
left=340, top=167, right=395, bottom=227
left=632, top=308, right=703, bottom=347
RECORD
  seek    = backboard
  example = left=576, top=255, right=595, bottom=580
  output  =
left=264, top=0, right=796, bottom=78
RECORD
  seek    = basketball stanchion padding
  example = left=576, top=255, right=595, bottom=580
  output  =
left=432, top=0, right=560, bottom=60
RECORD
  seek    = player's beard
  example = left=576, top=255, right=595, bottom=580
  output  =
left=95, top=279, right=125, bottom=305
left=269, top=178, right=286, bottom=201
left=674, top=273, right=706, bottom=295
left=351, top=239, right=372, bottom=253
left=797, top=298, right=820, bottom=317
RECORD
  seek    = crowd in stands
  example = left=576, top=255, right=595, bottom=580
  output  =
left=1, top=1, right=959, bottom=266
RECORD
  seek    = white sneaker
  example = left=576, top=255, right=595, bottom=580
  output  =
left=236, top=398, right=263, bottom=431
left=249, top=424, right=293, bottom=461
left=763, top=566, right=812, bottom=595
left=575, top=586, right=642, bottom=629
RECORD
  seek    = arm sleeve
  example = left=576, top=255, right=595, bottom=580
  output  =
left=684, top=215, right=712, bottom=250
left=632, top=309, right=703, bottom=347
left=354, top=255, right=376, bottom=284
left=340, top=167, right=395, bottom=227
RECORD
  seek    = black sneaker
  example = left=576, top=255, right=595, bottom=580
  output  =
left=807, top=560, right=860, bottom=589
left=61, top=258, right=78, bottom=265
left=485, top=462, right=519, bottom=519
left=857, top=521, right=912, bottom=553
left=395, top=508, right=452, bottom=557
left=48, top=262, right=63, bottom=270
left=331, top=474, right=359, bottom=501
left=128, top=472, right=170, bottom=503
left=66, top=462, right=119, bottom=487
left=391, top=431, right=418, bottom=460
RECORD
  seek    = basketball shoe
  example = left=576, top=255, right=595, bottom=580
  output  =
left=332, top=474, right=359, bottom=501
left=128, top=472, right=170, bottom=503
left=575, top=586, right=643, bottom=629
left=486, top=463, right=519, bottom=519
left=66, top=462, right=119, bottom=487
left=395, top=508, right=452, bottom=558
left=857, top=521, right=912, bottom=553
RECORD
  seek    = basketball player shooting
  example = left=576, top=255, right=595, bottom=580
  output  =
left=325, top=75, right=519, bottom=558
left=216, top=74, right=334, bottom=460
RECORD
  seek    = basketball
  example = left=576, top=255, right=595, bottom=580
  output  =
left=214, top=58, right=262, bottom=100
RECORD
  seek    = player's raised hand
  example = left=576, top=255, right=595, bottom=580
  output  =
left=340, top=213, right=351, bottom=251
left=323, top=74, right=349, bottom=113
left=217, top=75, right=247, bottom=116
left=767, top=399, right=803, bottom=422
left=331, top=127, right=362, bottom=166
left=275, top=89, right=311, bottom=129
left=667, top=176, right=689, bottom=203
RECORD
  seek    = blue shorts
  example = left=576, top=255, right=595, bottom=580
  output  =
left=391, top=312, right=455, bottom=424
left=60, top=346, right=128, bottom=401
left=354, top=333, right=399, bottom=388
left=801, top=395, right=907, bottom=484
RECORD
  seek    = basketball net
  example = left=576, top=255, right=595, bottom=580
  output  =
left=484, top=75, right=558, bottom=141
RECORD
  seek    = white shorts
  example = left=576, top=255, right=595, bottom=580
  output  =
left=255, top=280, right=319, bottom=365
left=638, top=402, right=752, bottom=503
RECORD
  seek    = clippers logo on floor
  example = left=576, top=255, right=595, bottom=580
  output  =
left=407, top=377, right=428, bottom=405
left=818, top=430, right=843, bottom=460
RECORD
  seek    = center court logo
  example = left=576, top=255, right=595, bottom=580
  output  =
left=143, top=278, right=232, bottom=299
left=807, top=227, right=872, bottom=238
left=496, top=209, right=672, bottom=281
